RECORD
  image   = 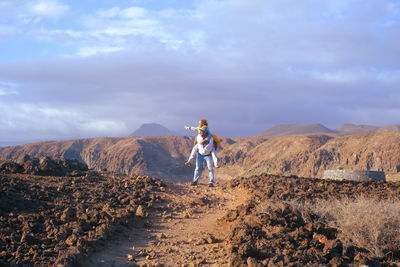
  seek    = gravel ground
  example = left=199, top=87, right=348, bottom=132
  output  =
left=0, top=171, right=166, bottom=266
left=223, top=174, right=400, bottom=266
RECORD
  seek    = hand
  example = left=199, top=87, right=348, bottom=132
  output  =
left=200, top=139, right=207, bottom=145
left=184, top=126, right=189, bottom=130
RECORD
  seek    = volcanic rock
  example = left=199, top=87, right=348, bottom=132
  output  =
left=0, top=171, right=166, bottom=266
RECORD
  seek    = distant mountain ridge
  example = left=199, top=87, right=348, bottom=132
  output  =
left=336, top=124, right=379, bottom=135
left=261, top=123, right=400, bottom=136
left=0, top=136, right=194, bottom=182
left=130, top=123, right=178, bottom=137
left=2, top=131, right=400, bottom=182
left=260, top=123, right=336, bottom=136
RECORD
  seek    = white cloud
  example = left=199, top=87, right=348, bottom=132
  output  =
left=0, top=25, right=16, bottom=37
left=308, top=68, right=400, bottom=85
left=97, top=7, right=121, bottom=18
left=39, top=6, right=161, bottom=56
left=0, top=82, right=19, bottom=95
left=120, top=7, right=147, bottom=19
left=307, top=69, right=374, bottom=84
left=102, top=25, right=153, bottom=36
left=97, top=6, right=147, bottom=19
left=0, top=102, right=128, bottom=141
left=0, top=104, right=79, bottom=129
left=0, top=89, right=18, bottom=96
left=77, top=46, right=123, bottom=57
left=0, top=89, right=9, bottom=95
left=31, top=0, right=69, bottom=18
left=36, top=28, right=86, bottom=43
left=80, top=120, right=127, bottom=133
left=1, top=0, right=400, bottom=142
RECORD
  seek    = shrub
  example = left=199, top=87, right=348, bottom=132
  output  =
left=294, top=196, right=400, bottom=258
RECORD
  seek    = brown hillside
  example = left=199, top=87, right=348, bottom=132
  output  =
left=219, top=132, right=400, bottom=179
left=379, top=124, right=400, bottom=132
left=0, top=136, right=194, bottom=182
left=2, top=132, right=400, bottom=181
left=219, top=134, right=334, bottom=178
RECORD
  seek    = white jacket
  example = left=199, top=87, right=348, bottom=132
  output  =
left=197, top=135, right=214, bottom=156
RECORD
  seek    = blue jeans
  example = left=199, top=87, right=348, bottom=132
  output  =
left=193, top=153, right=214, bottom=184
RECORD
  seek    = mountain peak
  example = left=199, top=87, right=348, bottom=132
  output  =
left=336, top=124, right=379, bottom=135
left=260, top=123, right=336, bottom=136
left=130, top=123, right=177, bottom=137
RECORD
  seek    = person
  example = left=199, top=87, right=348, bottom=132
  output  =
left=189, top=127, right=215, bottom=187
left=184, top=118, right=219, bottom=168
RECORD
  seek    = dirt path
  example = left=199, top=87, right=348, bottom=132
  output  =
left=83, top=180, right=250, bottom=266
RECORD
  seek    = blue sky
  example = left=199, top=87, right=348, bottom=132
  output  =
left=1, top=0, right=400, bottom=145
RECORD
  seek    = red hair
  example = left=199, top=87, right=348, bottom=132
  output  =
left=199, top=118, right=208, bottom=126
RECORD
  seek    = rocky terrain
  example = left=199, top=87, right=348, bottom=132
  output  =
left=2, top=131, right=400, bottom=182
left=1, top=158, right=400, bottom=266
left=0, top=155, right=88, bottom=177
left=225, top=174, right=400, bottom=266
left=0, top=169, right=166, bottom=266
left=84, top=174, right=400, bottom=266
left=2, top=129, right=400, bottom=266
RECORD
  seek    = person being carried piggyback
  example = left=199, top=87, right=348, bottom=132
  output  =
left=184, top=118, right=219, bottom=168
left=186, top=127, right=215, bottom=187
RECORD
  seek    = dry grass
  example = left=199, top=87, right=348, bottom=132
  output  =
left=289, top=196, right=400, bottom=258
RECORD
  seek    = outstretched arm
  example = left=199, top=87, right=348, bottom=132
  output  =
left=184, top=126, right=198, bottom=131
